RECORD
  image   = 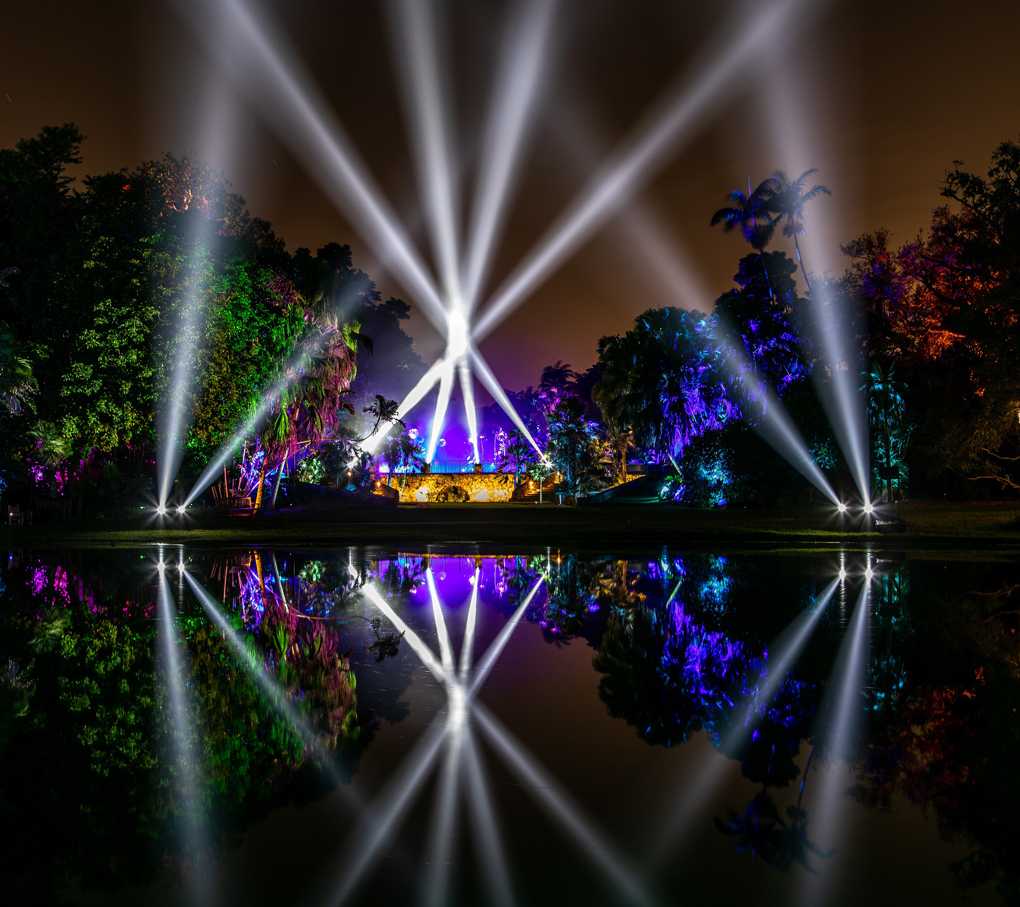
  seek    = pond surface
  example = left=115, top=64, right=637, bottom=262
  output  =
left=1, top=543, right=1018, bottom=906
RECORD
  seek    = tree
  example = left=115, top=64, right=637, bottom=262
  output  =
left=712, top=251, right=810, bottom=403
left=711, top=179, right=779, bottom=299
left=765, top=169, right=831, bottom=294
left=496, top=429, right=535, bottom=488
left=863, top=362, right=912, bottom=501
left=546, top=397, right=609, bottom=499
left=595, top=308, right=735, bottom=464
left=844, top=141, right=1020, bottom=494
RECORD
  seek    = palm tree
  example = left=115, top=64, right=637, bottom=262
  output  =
left=539, top=360, right=577, bottom=411
left=710, top=179, right=779, bottom=299
left=766, top=169, right=831, bottom=295
left=359, top=394, right=403, bottom=442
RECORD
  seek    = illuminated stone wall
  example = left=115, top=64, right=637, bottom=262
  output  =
left=379, top=472, right=517, bottom=503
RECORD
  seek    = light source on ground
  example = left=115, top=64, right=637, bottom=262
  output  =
left=836, top=501, right=848, bottom=514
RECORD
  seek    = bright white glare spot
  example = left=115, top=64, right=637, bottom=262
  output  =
left=864, top=566, right=874, bottom=580
left=863, top=502, right=874, bottom=515
left=176, top=504, right=188, bottom=516
left=448, top=684, right=467, bottom=732
left=447, top=308, right=470, bottom=359
left=837, top=502, right=848, bottom=514
left=155, top=505, right=167, bottom=518
left=838, top=568, right=847, bottom=582
left=157, top=559, right=167, bottom=573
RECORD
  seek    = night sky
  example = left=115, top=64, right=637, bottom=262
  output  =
left=3, top=0, right=1019, bottom=393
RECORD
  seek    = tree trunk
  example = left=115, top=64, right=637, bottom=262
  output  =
left=794, top=234, right=814, bottom=296
left=271, top=452, right=286, bottom=508
left=253, top=459, right=267, bottom=512
left=758, top=250, right=776, bottom=301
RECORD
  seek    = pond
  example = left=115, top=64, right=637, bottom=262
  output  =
left=1, top=543, right=1017, bottom=906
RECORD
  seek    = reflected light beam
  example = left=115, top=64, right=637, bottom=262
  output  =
left=474, top=703, right=652, bottom=906
left=462, top=732, right=515, bottom=907
left=155, top=568, right=212, bottom=905
left=469, top=575, right=546, bottom=697
left=426, top=567, right=456, bottom=675
left=649, top=576, right=840, bottom=867
left=460, top=567, right=480, bottom=680
left=424, top=727, right=463, bottom=907
left=332, top=717, right=449, bottom=907
left=184, top=571, right=338, bottom=772
left=473, top=0, right=804, bottom=343
left=362, top=583, right=446, bottom=681
left=800, top=580, right=870, bottom=906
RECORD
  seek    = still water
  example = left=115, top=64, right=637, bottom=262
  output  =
left=1, top=544, right=1017, bottom=906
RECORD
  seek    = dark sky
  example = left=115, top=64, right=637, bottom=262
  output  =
left=3, top=0, right=1019, bottom=392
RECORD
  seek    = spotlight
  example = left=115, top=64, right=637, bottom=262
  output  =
left=864, top=566, right=874, bottom=581
left=836, top=502, right=848, bottom=514
left=862, top=502, right=874, bottom=515
left=837, top=568, right=847, bottom=582
left=176, top=504, right=188, bottom=516
left=157, top=559, right=167, bottom=574
left=155, top=505, right=167, bottom=517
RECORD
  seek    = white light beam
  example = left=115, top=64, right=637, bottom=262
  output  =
left=461, top=0, right=556, bottom=311
left=458, top=359, right=481, bottom=464
left=389, top=0, right=461, bottom=302
left=473, top=0, right=804, bottom=343
left=470, top=348, right=547, bottom=460
left=194, top=0, right=449, bottom=334
left=474, top=703, right=652, bottom=906
left=426, top=361, right=456, bottom=464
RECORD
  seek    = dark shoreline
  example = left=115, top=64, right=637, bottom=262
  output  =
left=3, top=500, right=1017, bottom=551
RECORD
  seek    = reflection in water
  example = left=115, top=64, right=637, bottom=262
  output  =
left=349, top=573, right=652, bottom=907
left=649, top=577, right=840, bottom=866
left=0, top=547, right=1017, bottom=905
left=155, top=560, right=212, bottom=905
left=799, top=578, right=871, bottom=905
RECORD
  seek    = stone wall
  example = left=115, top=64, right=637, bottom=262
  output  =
left=378, top=472, right=517, bottom=503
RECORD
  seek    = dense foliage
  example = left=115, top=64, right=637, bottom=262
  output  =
left=0, top=125, right=419, bottom=515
